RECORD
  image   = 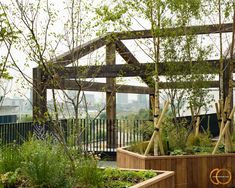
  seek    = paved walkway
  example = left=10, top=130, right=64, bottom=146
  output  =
left=98, top=161, right=117, bottom=168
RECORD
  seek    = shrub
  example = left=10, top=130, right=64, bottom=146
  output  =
left=75, top=155, right=103, bottom=188
left=0, top=143, right=23, bottom=174
left=20, top=138, right=72, bottom=188
left=188, top=133, right=211, bottom=146
left=161, top=117, right=188, bottom=151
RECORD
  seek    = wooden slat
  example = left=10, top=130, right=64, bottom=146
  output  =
left=117, top=147, right=235, bottom=188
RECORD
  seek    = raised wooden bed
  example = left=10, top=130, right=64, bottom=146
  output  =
left=117, top=146, right=235, bottom=188
left=121, top=169, right=175, bottom=188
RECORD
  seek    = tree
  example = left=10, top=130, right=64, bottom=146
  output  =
left=95, top=0, right=218, bottom=154
left=0, top=0, right=110, bottom=171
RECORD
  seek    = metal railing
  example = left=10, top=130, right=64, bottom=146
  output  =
left=0, top=119, right=149, bottom=153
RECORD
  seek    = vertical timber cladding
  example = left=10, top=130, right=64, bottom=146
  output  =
left=106, top=43, right=117, bottom=148
left=33, top=68, right=47, bottom=120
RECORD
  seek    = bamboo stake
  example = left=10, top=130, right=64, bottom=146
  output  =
left=222, top=98, right=233, bottom=152
left=219, top=100, right=225, bottom=139
left=212, top=106, right=235, bottom=154
left=144, top=101, right=170, bottom=156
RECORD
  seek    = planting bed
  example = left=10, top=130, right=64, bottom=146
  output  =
left=117, top=145, right=235, bottom=188
left=120, top=169, right=175, bottom=188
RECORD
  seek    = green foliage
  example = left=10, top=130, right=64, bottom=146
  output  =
left=20, top=138, right=72, bottom=188
left=0, top=138, right=159, bottom=187
left=75, top=156, right=103, bottom=188
left=161, top=117, right=188, bottom=151
left=0, top=169, right=21, bottom=187
left=102, top=168, right=156, bottom=188
left=128, top=142, right=151, bottom=154
left=0, top=6, right=17, bottom=80
left=19, top=114, right=33, bottom=122
left=186, top=133, right=212, bottom=148
left=170, top=149, right=186, bottom=156
left=140, top=121, right=154, bottom=140
left=0, top=143, right=22, bottom=174
left=96, top=5, right=128, bottom=22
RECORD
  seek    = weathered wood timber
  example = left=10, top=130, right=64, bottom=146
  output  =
left=46, top=80, right=155, bottom=94
left=52, top=35, right=110, bottom=66
left=115, top=23, right=233, bottom=40
left=52, top=23, right=232, bottom=67
left=53, top=60, right=226, bottom=79
left=55, top=63, right=153, bottom=79
left=46, top=79, right=219, bottom=93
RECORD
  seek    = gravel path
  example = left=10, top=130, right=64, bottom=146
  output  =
left=98, top=161, right=117, bottom=168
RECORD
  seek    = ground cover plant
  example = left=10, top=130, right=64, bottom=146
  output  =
left=0, top=137, right=157, bottom=188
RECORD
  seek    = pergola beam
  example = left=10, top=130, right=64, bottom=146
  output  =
left=46, top=79, right=220, bottom=93
left=54, top=59, right=228, bottom=79
left=46, top=80, right=154, bottom=94
left=115, top=23, right=233, bottom=40
left=52, top=35, right=109, bottom=66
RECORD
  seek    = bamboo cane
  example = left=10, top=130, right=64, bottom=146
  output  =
left=144, top=101, right=170, bottom=156
left=212, top=106, right=235, bottom=154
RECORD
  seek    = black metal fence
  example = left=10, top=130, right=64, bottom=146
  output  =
left=0, top=119, right=148, bottom=153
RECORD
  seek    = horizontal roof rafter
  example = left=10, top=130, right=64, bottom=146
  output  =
left=52, top=59, right=228, bottom=80
left=46, top=79, right=220, bottom=94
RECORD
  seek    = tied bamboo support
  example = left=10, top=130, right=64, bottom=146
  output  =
left=212, top=105, right=235, bottom=154
left=190, top=102, right=200, bottom=137
left=144, top=101, right=170, bottom=156
left=214, top=98, right=233, bottom=152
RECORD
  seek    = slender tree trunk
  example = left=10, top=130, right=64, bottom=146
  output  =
left=150, top=2, right=161, bottom=155
left=218, top=0, right=224, bottom=101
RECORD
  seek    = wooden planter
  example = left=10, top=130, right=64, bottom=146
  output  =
left=117, top=146, right=235, bottom=188
left=120, top=169, right=175, bottom=188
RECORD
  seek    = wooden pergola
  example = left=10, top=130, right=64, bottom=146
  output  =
left=33, top=22, right=234, bottom=146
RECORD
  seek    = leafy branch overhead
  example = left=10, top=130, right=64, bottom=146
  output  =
left=0, top=6, right=18, bottom=80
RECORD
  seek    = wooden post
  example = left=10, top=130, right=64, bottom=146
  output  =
left=33, top=68, right=47, bottom=121
left=106, top=43, right=117, bottom=148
